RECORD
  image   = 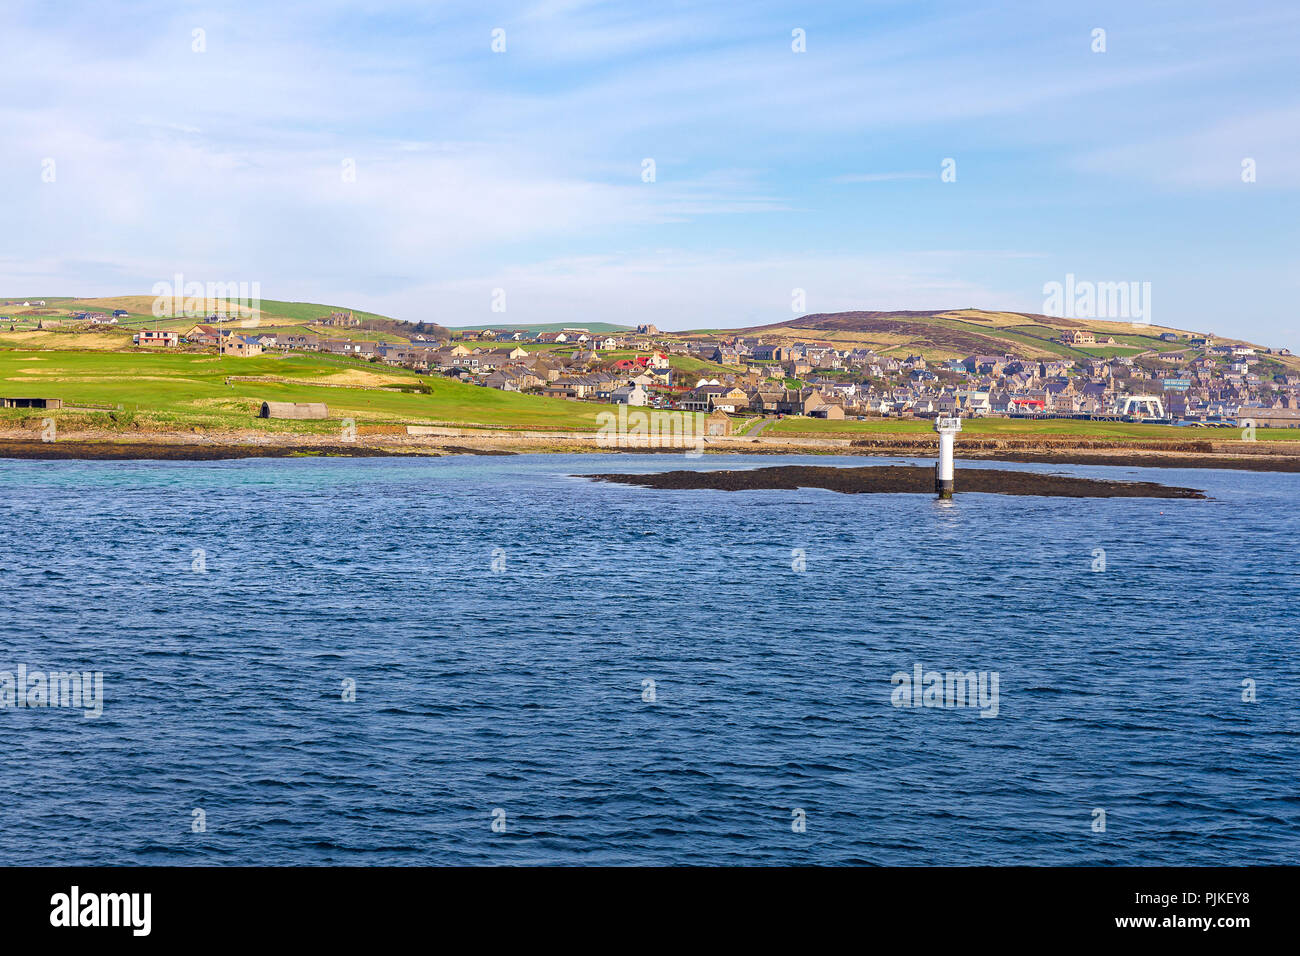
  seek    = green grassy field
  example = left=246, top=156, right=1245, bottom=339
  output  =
left=253, top=299, right=398, bottom=324
left=0, top=349, right=607, bottom=433
left=936, top=315, right=1170, bottom=360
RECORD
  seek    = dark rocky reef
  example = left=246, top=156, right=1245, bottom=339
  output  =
left=583, top=465, right=1207, bottom=499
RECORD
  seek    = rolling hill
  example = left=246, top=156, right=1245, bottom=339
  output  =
left=0, top=294, right=633, bottom=344
left=0, top=296, right=448, bottom=342
left=714, top=308, right=1296, bottom=367
left=4, top=296, right=1292, bottom=370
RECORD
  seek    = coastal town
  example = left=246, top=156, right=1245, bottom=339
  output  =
left=91, top=312, right=1300, bottom=430
left=3, top=297, right=1299, bottom=435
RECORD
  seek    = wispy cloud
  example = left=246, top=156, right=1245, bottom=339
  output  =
left=831, top=172, right=934, bottom=184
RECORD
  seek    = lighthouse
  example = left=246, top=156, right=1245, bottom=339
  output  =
left=933, top=416, right=962, bottom=498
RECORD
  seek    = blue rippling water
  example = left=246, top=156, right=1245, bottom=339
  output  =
left=0, top=452, right=1296, bottom=865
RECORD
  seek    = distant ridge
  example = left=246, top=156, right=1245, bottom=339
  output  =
left=749, top=308, right=1170, bottom=334
left=697, top=307, right=1293, bottom=365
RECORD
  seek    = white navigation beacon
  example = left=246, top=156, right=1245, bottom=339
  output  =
left=933, top=416, right=962, bottom=498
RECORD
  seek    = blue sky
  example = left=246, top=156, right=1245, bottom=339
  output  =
left=2, top=0, right=1298, bottom=346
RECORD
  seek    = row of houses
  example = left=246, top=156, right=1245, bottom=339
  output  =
left=132, top=325, right=266, bottom=356
left=454, top=327, right=620, bottom=348
left=678, top=385, right=846, bottom=418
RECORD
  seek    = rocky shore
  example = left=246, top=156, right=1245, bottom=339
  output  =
left=583, top=464, right=1208, bottom=499
left=0, top=438, right=509, bottom=460
left=1, top=426, right=1297, bottom=470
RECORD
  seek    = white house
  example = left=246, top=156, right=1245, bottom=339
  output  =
left=610, top=383, right=649, bottom=406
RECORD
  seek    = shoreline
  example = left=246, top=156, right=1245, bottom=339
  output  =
left=2, top=428, right=1299, bottom=470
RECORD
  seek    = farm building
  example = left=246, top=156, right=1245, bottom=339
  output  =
left=259, top=401, right=328, bottom=419
left=808, top=402, right=846, bottom=420
left=133, top=330, right=179, bottom=347
left=185, top=324, right=222, bottom=345
left=1060, top=329, right=1096, bottom=346
left=1, top=397, right=63, bottom=409
left=1243, top=407, right=1300, bottom=428
left=220, top=337, right=263, bottom=358
left=317, top=311, right=360, bottom=327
